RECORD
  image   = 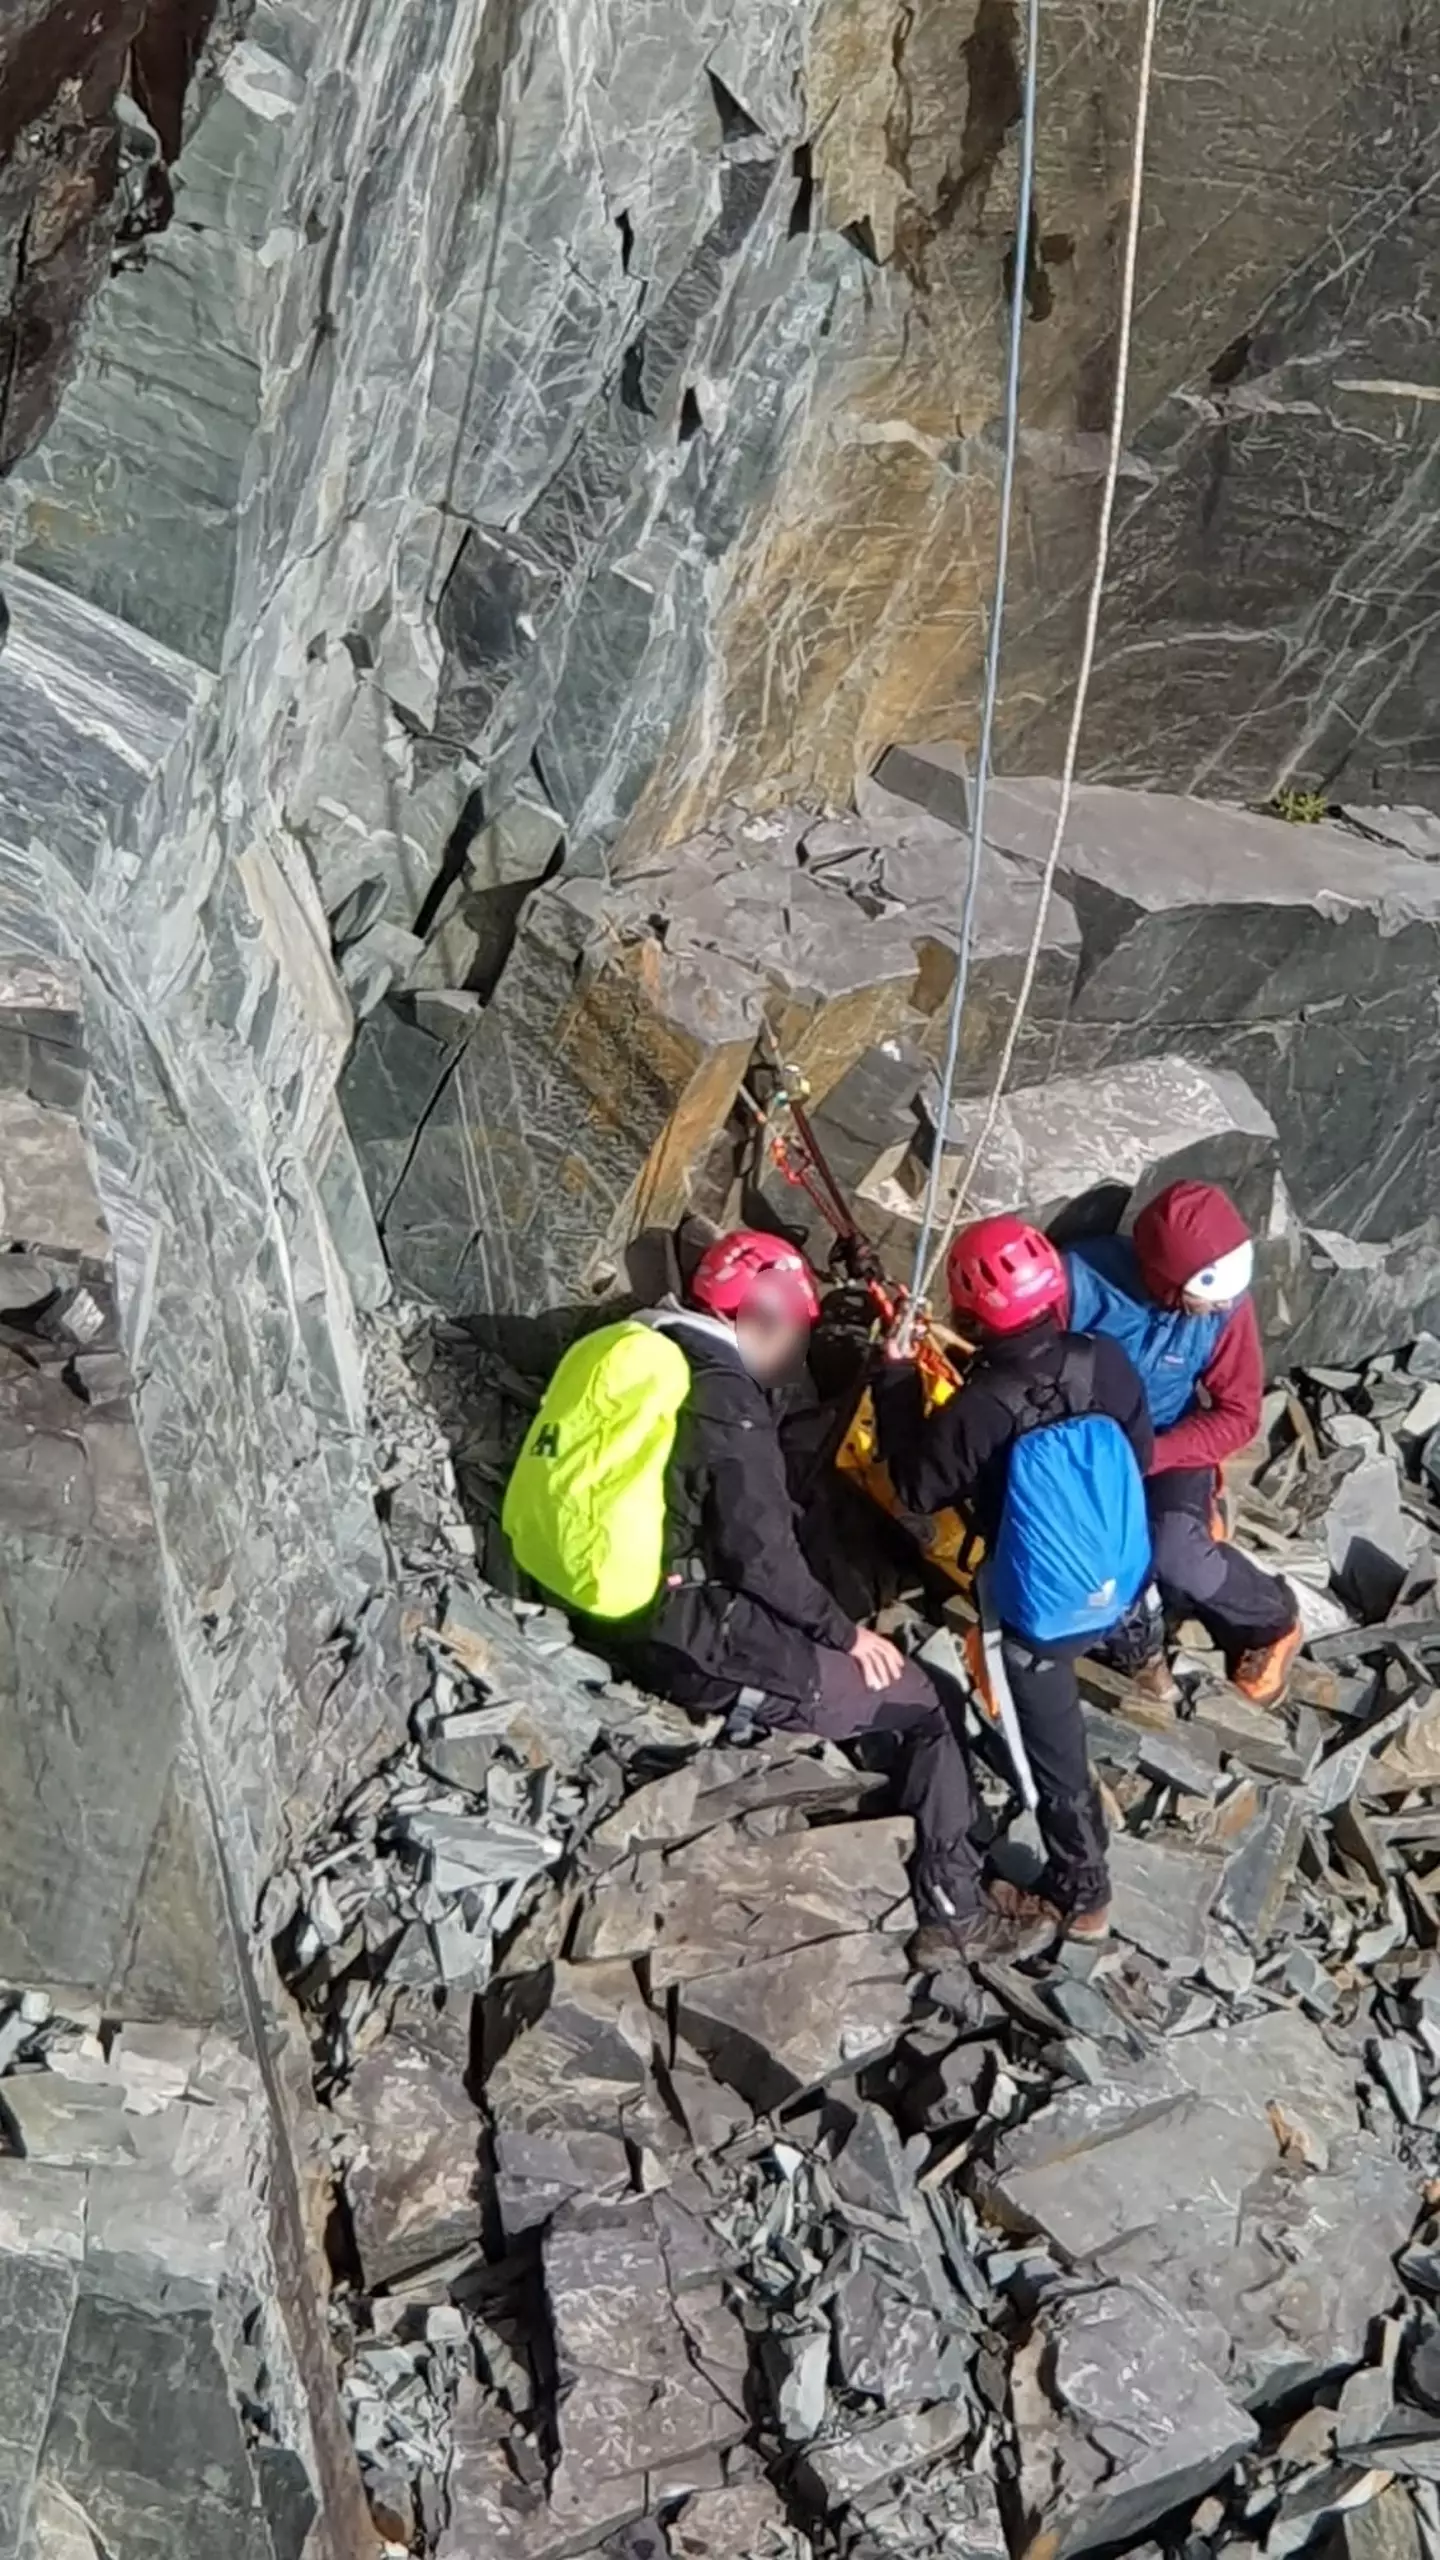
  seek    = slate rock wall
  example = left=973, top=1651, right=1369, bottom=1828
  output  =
left=0, top=0, right=244, bottom=479
left=0, top=555, right=393, bottom=2551
left=7, top=0, right=1440, bottom=982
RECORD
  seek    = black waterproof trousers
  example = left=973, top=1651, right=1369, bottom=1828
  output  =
left=623, top=1610, right=988, bottom=1926
left=1147, top=1467, right=1297, bottom=1658
left=761, top=1644, right=988, bottom=1925
left=999, top=1634, right=1110, bottom=1917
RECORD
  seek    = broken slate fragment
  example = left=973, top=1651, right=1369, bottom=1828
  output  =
left=1325, top=1454, right=1422, bottom=1620
left=1012, top=2279, right=1257, bottom=2557
left=543, top=2195, right=748, bottom=2535
left=573, top=1816, right=912, bottom=1979
left=796, top=2402, right=970, bottom=2514
left=668, top=2478, right=793, bottom=2559
left=337, top=2042, right=480, bottom=2289
left=675, top=1932, right=913, bottom=2111
left=394, top=1810, right=562, bottom=1891
left=1106, top=1832, right=1220, bottom=1969
left=1214, top=1784, right=1305, bottom=1947
left=987, top=2008, right=1406, bottom=2398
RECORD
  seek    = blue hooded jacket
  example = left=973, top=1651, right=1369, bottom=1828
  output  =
left=1064, top=1236, right=1225, bottom=1430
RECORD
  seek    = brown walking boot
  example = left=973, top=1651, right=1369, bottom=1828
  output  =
left=990, top=1872, right=1111, bottom=1946
left=910, top=1892, right=1057, bottom=1971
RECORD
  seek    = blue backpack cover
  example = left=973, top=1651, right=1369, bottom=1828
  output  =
left=989, top=1340, right=1151, bottom=1646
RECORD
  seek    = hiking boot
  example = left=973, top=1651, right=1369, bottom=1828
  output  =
left=911, top=1897, right=1057, bottom=1972
left=996, top=1868, right=1111, bottom=1945
left=1232, top=1621, right=1302, bottom=1709
left=987, top=1876, right=1065, bottom=1930
left=1127, top=1650, right=1181, bottom=1708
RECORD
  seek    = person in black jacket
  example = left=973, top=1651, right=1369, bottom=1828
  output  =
left=875, top=1215, right=1155, bottom=1940
left=619, top=1230, right=1054, bottom=1964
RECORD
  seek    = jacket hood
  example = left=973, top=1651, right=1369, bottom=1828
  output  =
left=1132, top=1181, right=1251, bottom=1307
left=648, top=1304, right=745, bottom=1363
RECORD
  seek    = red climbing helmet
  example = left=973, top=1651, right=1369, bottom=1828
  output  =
left=946, top=1214, right=1067, bottom=1335
left=691, top=1229, right=821, bottom=1327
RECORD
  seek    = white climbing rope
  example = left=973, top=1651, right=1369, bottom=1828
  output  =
left=919, top=0, right=1162, bottom=1302
left=904, top=0, right=1042, bottom=1312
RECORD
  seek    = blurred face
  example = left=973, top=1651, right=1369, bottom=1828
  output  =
left=1181, top=1286, right=1239, bottom=1316
left=735, top=1303, right=810, bottom=1384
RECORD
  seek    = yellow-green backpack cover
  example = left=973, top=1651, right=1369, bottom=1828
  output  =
left=501, top=1321, right=692, bottom=1617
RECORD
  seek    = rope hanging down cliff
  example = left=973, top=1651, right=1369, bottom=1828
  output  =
left=914, top=0, right=1163, bottom=1308
left=904, top=0, right=1041, bottom=1313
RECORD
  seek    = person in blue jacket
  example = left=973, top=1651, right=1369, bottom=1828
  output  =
left=1065, top=1179, right=1301, bottom=1706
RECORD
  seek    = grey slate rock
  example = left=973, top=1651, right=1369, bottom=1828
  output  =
left=1106, top=1833, right=1221, bottom=1970
left=832, top=2266, right=949, bottom=2411
left=796, top=2403, right=970, bottom=2514
left=904, top=1054, right=1280, bottom=1249
left=1322, top=2485, right=1424, bottom=2560
left=377, top=808, right=928, bottom=1319
left=675, top=1932, right=914, bottom=2112
left=39, top=2293, right=275, bottom=2560
left=1325, top=1454, right=1422, bottom=1620
left=1012, top=2280, right=1257, bottom=2558
left=0, top=2247, right=79, bottom=2560
left=1405, top=2325, right=1440, bottom=2416
left=336, top=2044, right=480, bottom=2289
left=667, top=2479, right=793, bottom=2559
left=970, top=782, right=1440, bottom=1253
left=542, top=2197, right=747, bottom=2540
left=573, top=1815, right=912, bottom=1979
left=1214, top=1786, right=1306, bottom=1948
left=0, top=569, right=204, bottom=897
left=987, top=2010, right=1408, bottom=2402
left=803, top=795, right=1081, bottom=1097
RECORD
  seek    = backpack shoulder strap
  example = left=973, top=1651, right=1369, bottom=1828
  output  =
left=1059, top=1334, right=1098, bottom=1416
left=980, top=1359, right=1060, bottom=1441
left=981, top=1364, right=1042, bottom=1429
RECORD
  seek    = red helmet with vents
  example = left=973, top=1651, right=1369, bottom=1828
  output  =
left=945, top=1215, right=1066, bottom=1335
left=691, top=1230, right=821, bottom=1326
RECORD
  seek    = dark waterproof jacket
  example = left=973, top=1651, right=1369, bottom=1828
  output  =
left=624, top=1311, right=857, bottom=1708
left=873, top=1318, right=1153, bottom=1546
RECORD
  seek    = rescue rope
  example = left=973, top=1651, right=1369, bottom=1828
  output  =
left=905, top=0, right=1041, bottom=1312
left=919, top=0, right=1161, bottom=1302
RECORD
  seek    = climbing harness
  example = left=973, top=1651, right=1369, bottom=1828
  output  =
left=742, top=1044, right=957, bottom=1394
left=738, top=1059, right=985, bottom=1599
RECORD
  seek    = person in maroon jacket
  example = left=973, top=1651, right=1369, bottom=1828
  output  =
left=1065, top=1180, right=1302, bottom=1707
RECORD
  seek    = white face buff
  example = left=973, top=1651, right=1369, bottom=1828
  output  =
left=1183, top=1240, right=1255, bottom=1306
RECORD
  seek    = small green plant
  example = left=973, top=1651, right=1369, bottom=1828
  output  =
left=1265, top=786, right=1331, bottom=824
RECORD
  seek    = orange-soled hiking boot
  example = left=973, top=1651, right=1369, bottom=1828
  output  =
left=1231, top=1621, right=1302, bottom=1709
left=1065, top=1903, right=1111, bottom=1944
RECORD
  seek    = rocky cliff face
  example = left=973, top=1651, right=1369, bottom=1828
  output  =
left=6, top=0, right=1440, bottom=858
left=2, top=0, right=1440, bottom=2551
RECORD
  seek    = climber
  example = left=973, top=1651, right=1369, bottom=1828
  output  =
left=875, top=1214, right=1158, bottom=1943
left=1065, top=1179, right=1301, bottom=1708
left=503, top=1227, right=1053, bottom=1965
